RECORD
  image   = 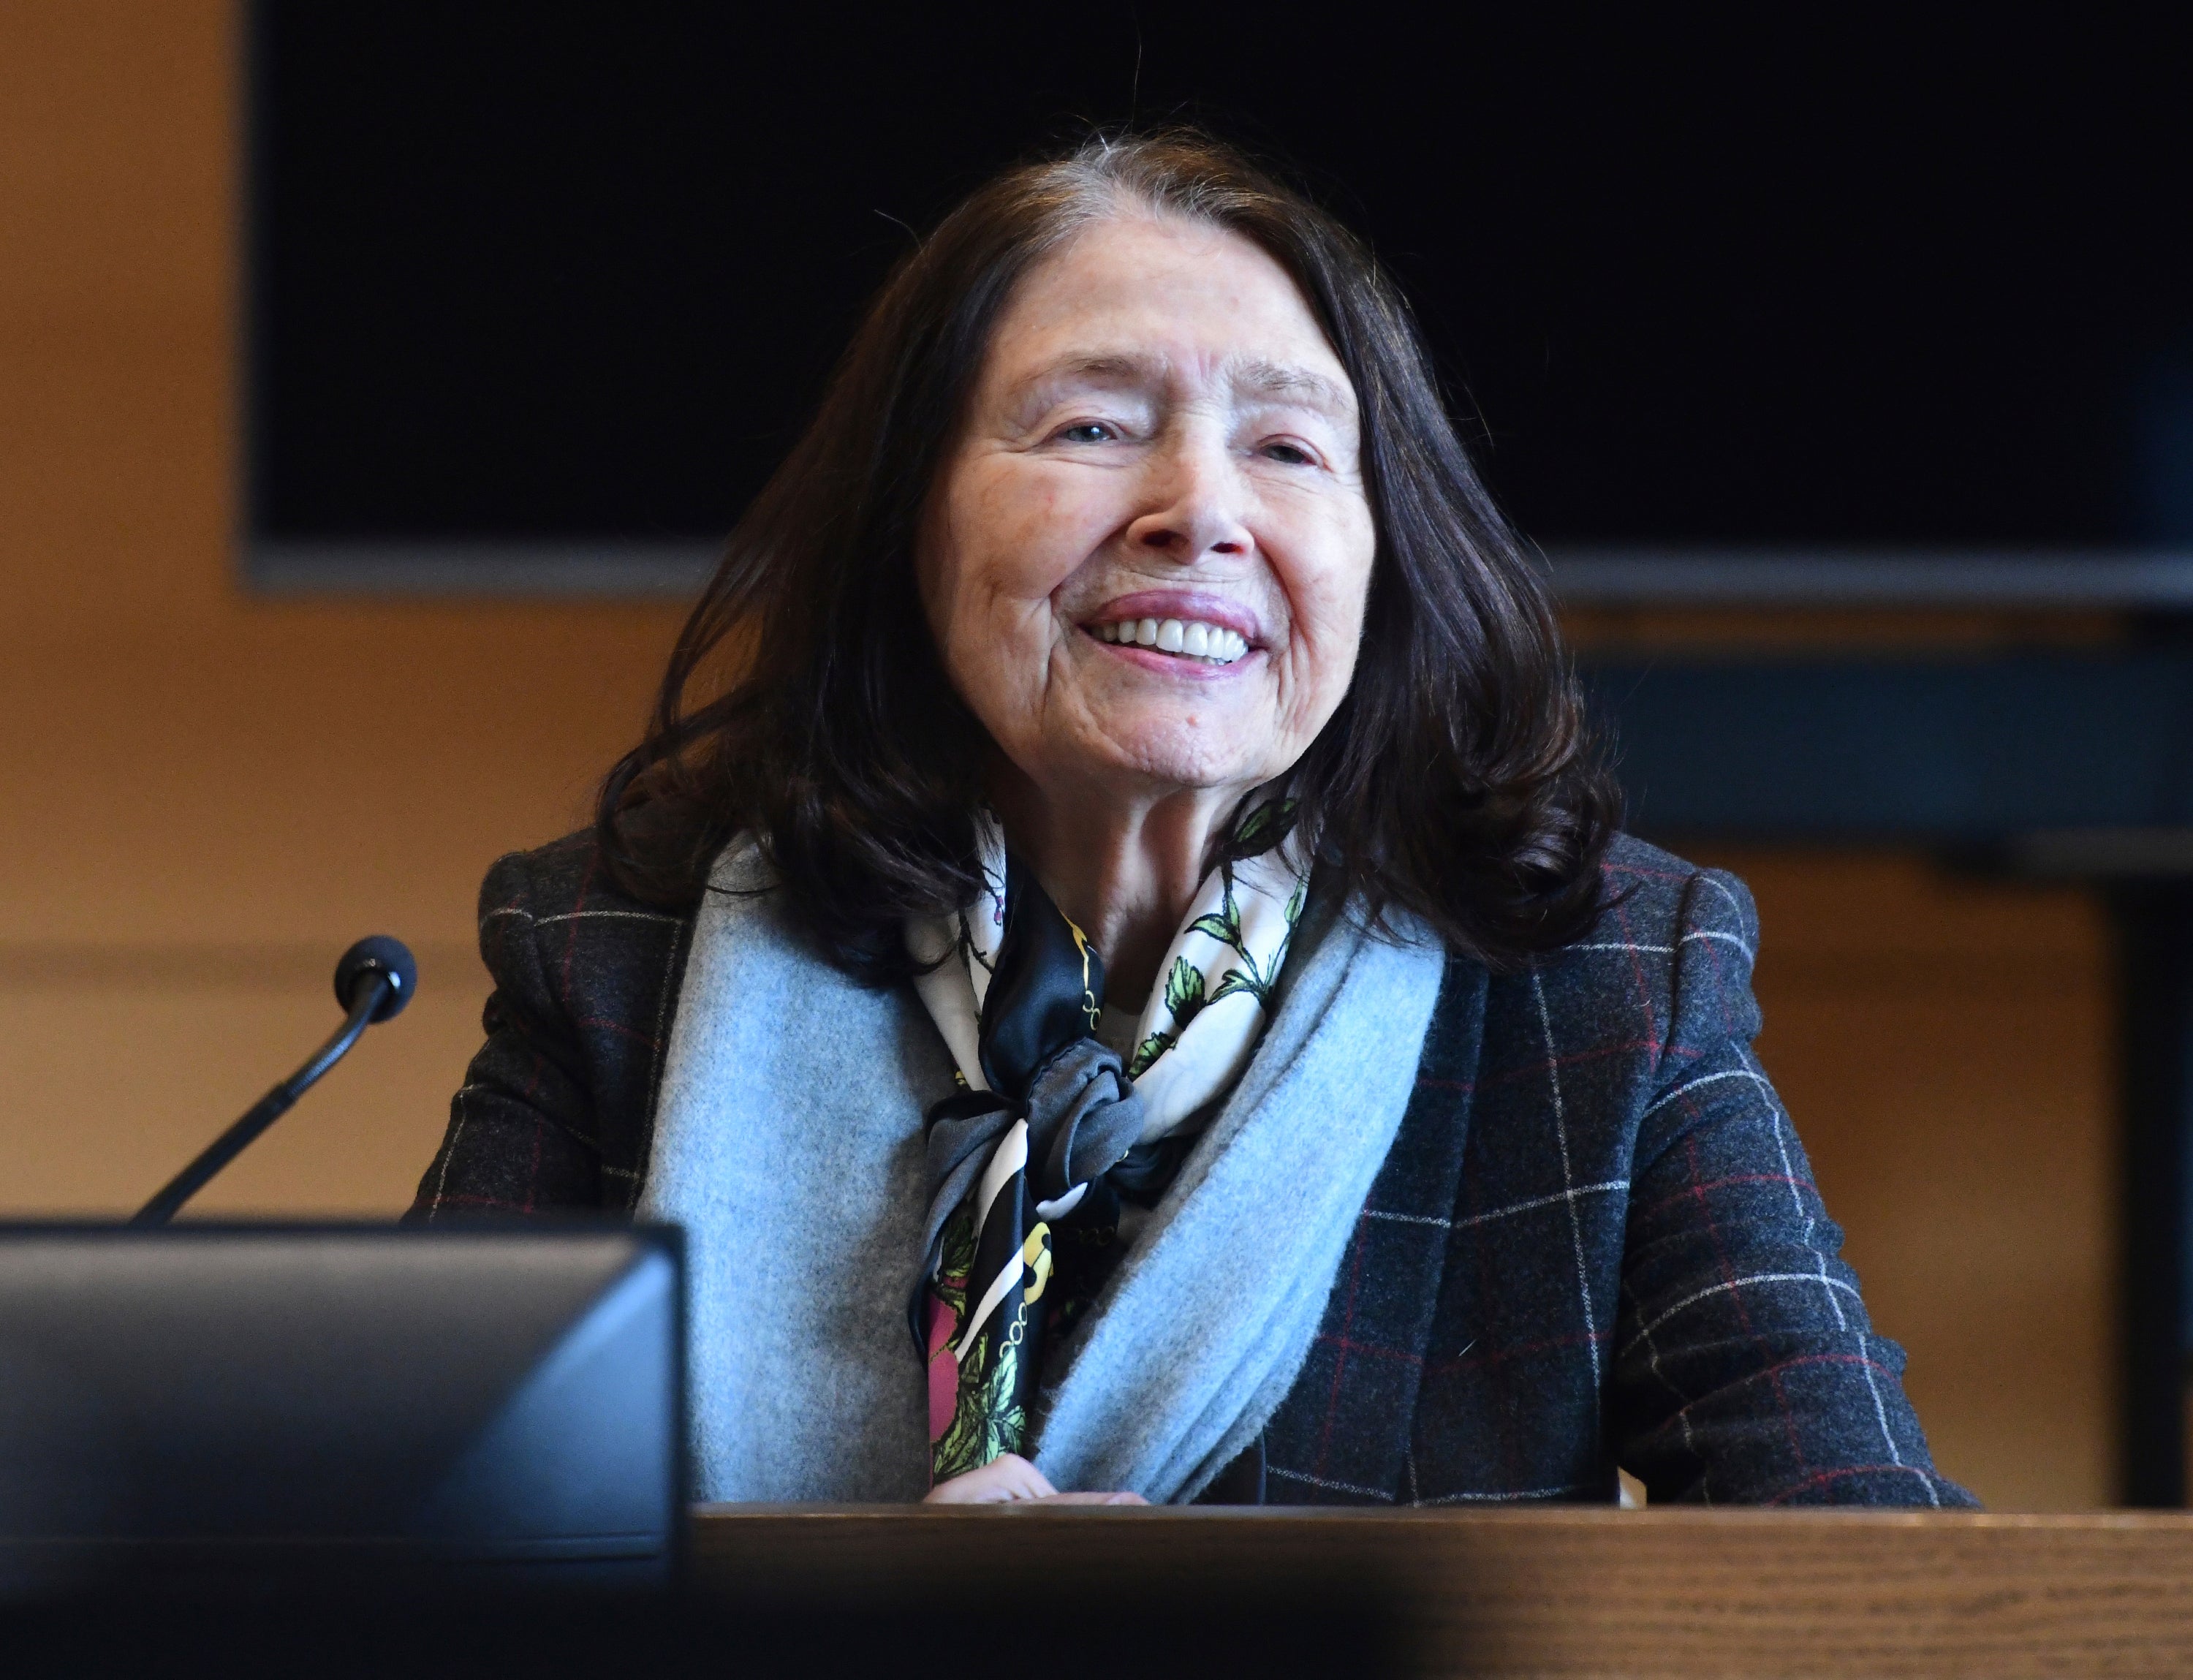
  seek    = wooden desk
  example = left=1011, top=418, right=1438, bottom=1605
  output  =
left=690, top=1505, right=2193, bottom=1677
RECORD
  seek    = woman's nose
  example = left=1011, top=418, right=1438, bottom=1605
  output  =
left=1124, top=436, right=1253, bottom=562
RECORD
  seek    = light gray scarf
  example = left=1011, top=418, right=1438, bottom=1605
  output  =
left=639, top=839, right=1445, bottom=1503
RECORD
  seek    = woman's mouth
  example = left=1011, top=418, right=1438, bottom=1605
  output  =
left=1086, top=616, right=1251, bottom=665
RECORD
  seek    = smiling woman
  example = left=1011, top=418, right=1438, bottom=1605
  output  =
left=411, top=132, right=1972, bottom=1514
left=583, top=135, right=1613, bottom=981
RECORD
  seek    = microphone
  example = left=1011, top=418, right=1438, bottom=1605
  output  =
left=130, top=937, right=418, bottom=1226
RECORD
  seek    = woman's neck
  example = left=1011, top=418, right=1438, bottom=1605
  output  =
left=986, top=761, right=1245, bottom=1009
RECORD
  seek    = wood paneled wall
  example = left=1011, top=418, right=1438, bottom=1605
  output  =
left=0, top=1, right=683, bottom=1214
left=0, top=0, right=2116, bottom=1508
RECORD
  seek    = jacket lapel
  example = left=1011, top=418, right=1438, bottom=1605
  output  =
left=1261, top=954, right=1488, bottom=1504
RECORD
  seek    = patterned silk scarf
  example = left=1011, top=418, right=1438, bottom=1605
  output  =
left=906, top=798, right=1309, bottom=1486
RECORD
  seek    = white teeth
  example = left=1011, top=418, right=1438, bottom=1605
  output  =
left=1088, top=615, right=1250, bottom=665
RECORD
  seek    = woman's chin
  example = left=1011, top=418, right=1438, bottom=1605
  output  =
left=1071, top=730, right=1280, bottom=798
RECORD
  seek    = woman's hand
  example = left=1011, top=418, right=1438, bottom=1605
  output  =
left=922, top=1452, right=1146, bottom=1506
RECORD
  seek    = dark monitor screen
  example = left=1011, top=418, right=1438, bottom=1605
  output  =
left=0, top=1225, right=681, bottom=1599
left=247, top=8, right=2193, bottom=590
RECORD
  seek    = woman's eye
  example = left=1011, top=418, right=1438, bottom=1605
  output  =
left=1261, top=440, right=1315, bottom=466
left=1056, top=422, right=1116, bottom=444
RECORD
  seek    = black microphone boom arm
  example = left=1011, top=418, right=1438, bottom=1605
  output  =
left=130, top=937, right=416, bottom=1227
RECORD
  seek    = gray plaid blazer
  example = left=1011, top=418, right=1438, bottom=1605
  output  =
left=412, top=830, right=1972, bottom=1507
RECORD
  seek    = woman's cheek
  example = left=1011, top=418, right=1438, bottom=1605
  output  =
left=1279, top=562, right=1371, bottom=727
left=963, top=462, right=1075, bottom=602
left=1020, top=477, right=1111, bottom=599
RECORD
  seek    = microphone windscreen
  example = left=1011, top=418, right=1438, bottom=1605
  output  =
left=335, top=936, right=418, bottom=1023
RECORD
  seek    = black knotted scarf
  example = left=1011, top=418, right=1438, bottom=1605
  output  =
left=914, top=857, right=1181, bottom=1483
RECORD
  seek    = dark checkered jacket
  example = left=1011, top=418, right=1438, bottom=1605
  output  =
left=412, top=830, right=1972, bottom=1508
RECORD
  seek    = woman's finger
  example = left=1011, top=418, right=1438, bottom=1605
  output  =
left=922, top=1452, right=1058, bottom=1504
left=1031, top=1491, right=1148, bottom=1505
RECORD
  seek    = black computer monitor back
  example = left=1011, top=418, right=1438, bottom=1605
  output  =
left=0, top=1225, right=682, bottom=1600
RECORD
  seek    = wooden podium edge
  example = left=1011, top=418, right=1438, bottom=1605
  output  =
left=689, top=1505, right=2193, bottom=1677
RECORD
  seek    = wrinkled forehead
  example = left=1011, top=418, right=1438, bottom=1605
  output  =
left=972, top=208, right=1357, bottom=416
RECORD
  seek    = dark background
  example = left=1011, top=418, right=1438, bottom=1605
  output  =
left=249, top=6, right=2193, bottom=553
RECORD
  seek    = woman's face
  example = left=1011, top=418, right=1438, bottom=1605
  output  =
left=919, top=211, right=1376, bottom=811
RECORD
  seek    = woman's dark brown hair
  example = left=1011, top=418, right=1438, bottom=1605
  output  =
left=596, top=129, right=1621, bottom=980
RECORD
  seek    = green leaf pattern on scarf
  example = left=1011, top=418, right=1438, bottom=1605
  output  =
left=1128, top=817, right=1305, bottom=1079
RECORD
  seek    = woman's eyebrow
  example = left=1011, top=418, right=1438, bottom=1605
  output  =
left=1004, top=352, right=1352, bottom=415
left=1232, top=357, right=1355, bottom=416
left=1008, top=352, right=1151, bottom=398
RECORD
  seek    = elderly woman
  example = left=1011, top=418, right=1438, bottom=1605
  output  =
left=413, top=132, right=1969, bottom=1510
